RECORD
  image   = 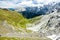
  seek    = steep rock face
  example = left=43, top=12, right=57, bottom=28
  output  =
left=45, top=13, right=60, bottom=40
left=39, top=11, right=60, bottom=35
left=45, top=12, right=60, bottom=35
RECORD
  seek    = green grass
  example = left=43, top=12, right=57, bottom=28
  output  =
left=0, top=37, right=51, bottom=40
left=29, top=16, right=42, bottom=23
left=0, top=37, right=40, bottom=40
left=0, top=9, right=29, bottom=33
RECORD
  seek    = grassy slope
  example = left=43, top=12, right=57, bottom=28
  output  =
left=0, top=9, right=29, bottom=33
left=29, top=15, right=42, bottom=23
left=0, top=37, right=51, bottom=40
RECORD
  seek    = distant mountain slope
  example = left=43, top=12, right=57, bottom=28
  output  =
left=0, top=9, right=29, bottom=34
left=14, top=2, right=59, bottom=19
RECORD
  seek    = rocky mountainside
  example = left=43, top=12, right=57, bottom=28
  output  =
left=26, top=10, right=60, bottom=40
left=41, top=11, right=60, bottom=40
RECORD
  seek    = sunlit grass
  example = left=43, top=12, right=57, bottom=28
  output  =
left=0, top=9, right=30, bottom=33
left=0, top=37, right=39, bottom=40
left=0, top=37, right=51, bottom=40
left=29, top=16, right=42, bottom=23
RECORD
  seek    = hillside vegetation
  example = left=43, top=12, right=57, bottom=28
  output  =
left=0, top=9, right=29, bottom=34
left=0, top=37, right=51, bottom=40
